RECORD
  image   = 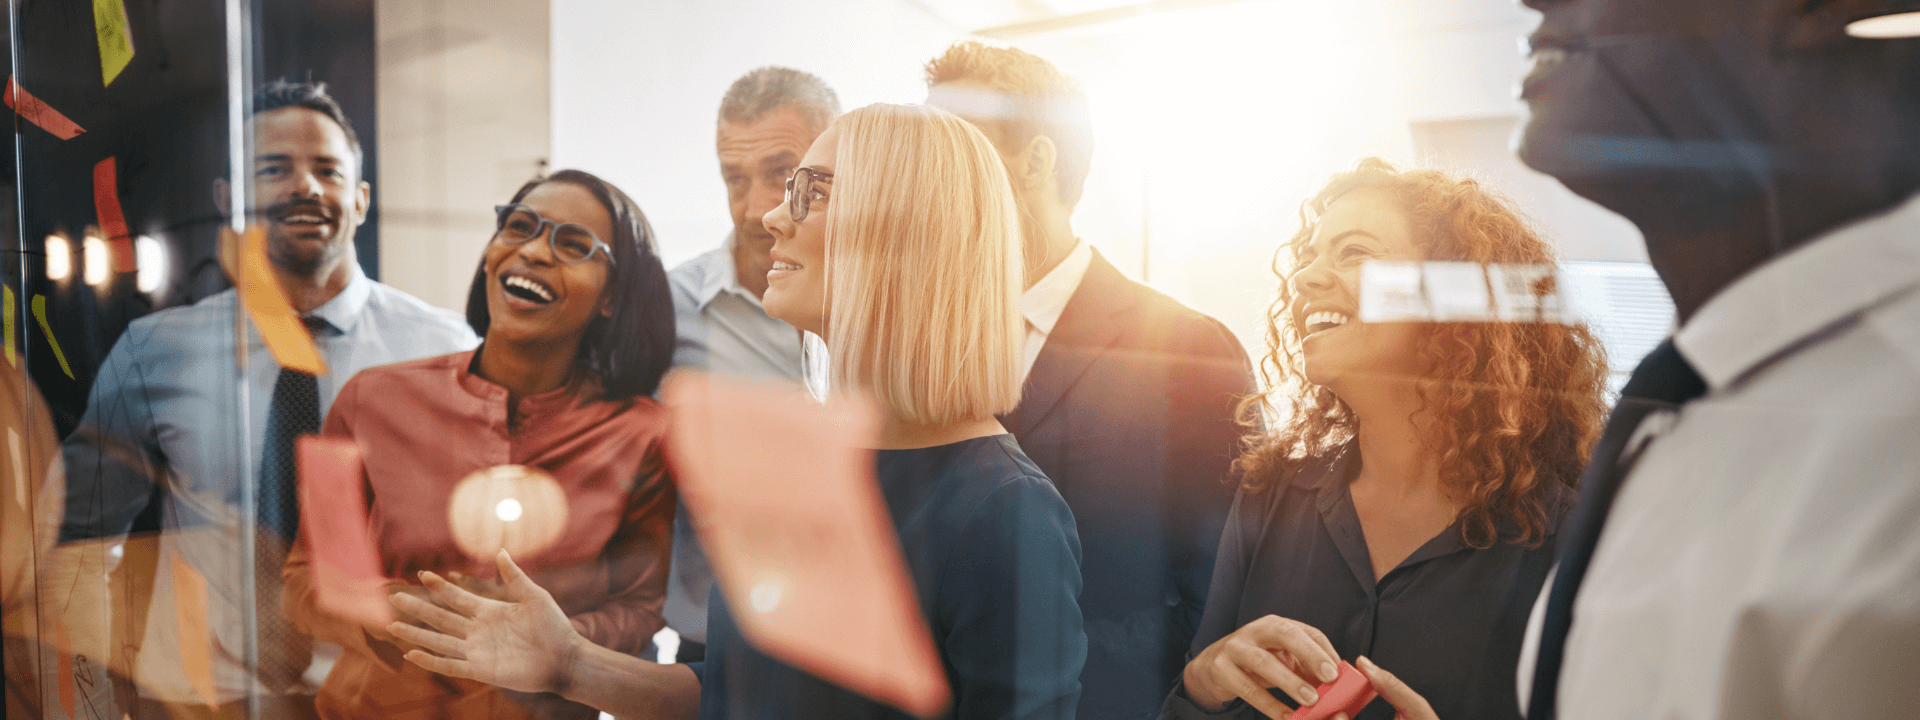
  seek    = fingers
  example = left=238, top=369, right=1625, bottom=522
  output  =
left=1251, top=617, right=1341, bottom=684
left=419, top=570, right=491, bottom=616
left=387, top=621, right=467, bottom=659
left=496, top=550, right=549, bottom=603
left=390, top=590, right=473, bottom=637
left=1357, top=656, right=1438, bottom=720
left=404, top=649, right=476, bottom=681
left=1227, top=642, right=1319, bottom=710
left=1203, top=652, right=1295, bottom=720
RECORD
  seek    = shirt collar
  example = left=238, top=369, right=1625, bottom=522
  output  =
left=694, top=231, right=766, bottom=310
left=1675, top=191, right=1920, bottom=391
left=303, top=262, right=372, bottom=335
left=1021, top=239, right=1094, bottom=335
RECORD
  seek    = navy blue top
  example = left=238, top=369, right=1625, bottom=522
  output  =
left=689, top=434, right=1087, bottom=720
left=1160, top=445, right=1571, bottom=720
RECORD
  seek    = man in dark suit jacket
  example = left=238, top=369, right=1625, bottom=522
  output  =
left=927, top=42, right=1255, bottom=720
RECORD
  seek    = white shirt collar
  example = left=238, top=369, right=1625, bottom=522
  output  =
left=1021, top=239, right=1094, bottom=336
left=1675, top=191, right=1920, bottom=391
left=693, top=231, right=767, bottom=310
left=304, top=261, right=372, bottom=334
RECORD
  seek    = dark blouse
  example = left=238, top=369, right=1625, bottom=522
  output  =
left=1161, top=446, right=1570, bottom=720
left=689, top=434, right=1086, bottom=720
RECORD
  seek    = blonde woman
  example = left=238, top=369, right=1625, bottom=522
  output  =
left=384, top=103, right=1087, bottom=720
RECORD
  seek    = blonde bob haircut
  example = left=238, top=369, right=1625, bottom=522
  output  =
left=820, top=103, right=1025, bottom=425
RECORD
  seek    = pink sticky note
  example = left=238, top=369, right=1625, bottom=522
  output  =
left=297, top=435, right=392, bottom=628
left=92, top=157, right=136, bottom=272
left=4, top=75, right=85, bottom=139
left=662, top=372, right=950, bottom=718
left=171, top=555, right=220, bottom=707
left=1292, top=660, right=1378, bottom=720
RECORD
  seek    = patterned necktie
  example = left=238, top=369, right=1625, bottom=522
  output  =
left=253, top=315, right=328, bottom=691
left=1527, top=339, right=1706, bottom=719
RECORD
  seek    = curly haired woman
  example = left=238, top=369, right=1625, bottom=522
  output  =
left=1163, top=159, right=1610, bottom=720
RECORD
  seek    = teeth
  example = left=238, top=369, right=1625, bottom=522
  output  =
left=282, top=215, right=325, bottom=224
left=1529, top=48, right=1567, bottom=75
left=771, top=261, right=802, bottom=271
left=504, top=275, right=554, bottom=302
left=1305, top=310, right=1350, bottom=331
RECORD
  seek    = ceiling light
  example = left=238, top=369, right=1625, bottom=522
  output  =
left=1848, top=2, right=1920, bottom=38
left=45, top=235, right=71, bottom=281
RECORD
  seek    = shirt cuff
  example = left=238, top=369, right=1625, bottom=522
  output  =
left=1161, top=678, right=1249, bottom=719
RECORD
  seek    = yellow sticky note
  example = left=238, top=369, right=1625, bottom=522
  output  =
left=93, top=0, right=134, bottom=86
left=30, top=295, right=73, bottom=379
left=171, top=555, right=221, bottom=708
left=4, top=285, right=16, bottom=366
left=231, top=226, right=327, bottom=375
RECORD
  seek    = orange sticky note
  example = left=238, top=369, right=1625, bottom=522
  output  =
left=297, top=435, right=393, bottom=628
left=662, top=372, right=949, bottom=717
left=4, top=75, right=85, bottom=139
left=230, top=226, right=327, bottom=375
left=54, top=619, right=75, bottom=718
left=171, top=554, right=220, bottom=708
left=93, top=157, right=136, bottom=272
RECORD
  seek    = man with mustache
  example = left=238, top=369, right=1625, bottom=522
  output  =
left=50, top=79, right=476, bottom=720
left=662, top=67, right=839, bottom=664
left=1309, top=1, right=1920, bottom=719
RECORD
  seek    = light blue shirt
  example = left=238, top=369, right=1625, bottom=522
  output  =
left=664, top=235, right=803, bottom=645
left=59, top=265, right=477, bottom=702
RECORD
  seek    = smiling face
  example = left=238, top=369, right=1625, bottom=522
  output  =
left=482, top=182, right=615, bottom=349
left=760, top=124, right=838, bottom=337
left=250, top=106, right=369, bottom=275
left=719, top=106, right=820, bottom=296
left=1289, top=189, right=1430, bottom=392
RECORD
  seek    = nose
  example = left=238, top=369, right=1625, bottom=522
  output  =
left=763, top=198, right=794, bottom=242
left=748, top=176, right=785, bottom=226
left=1291, top=253, right=1338, bottom=298
left=514, top=226, right=559, bottom=265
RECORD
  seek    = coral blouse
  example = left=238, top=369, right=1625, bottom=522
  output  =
left=286, top=349, right=675, bottom=719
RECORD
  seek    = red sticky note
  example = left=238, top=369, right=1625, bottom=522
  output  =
left=4, top=75, right=85, bottom=140
left=231, top=226, right=327, bottom=375
left=54, top=619, right=74, bottom=718
left=93, top=157, right=136, bottom=272
left=171, top=554, right=221, bottom=708
left=297, top=435, right=392, bottom=629
left=1292, top=660, right=1378, bottom=720
left=662, top=372, right=950, bottom=718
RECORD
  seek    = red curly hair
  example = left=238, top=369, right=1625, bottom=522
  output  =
left=1237, top=158, right=1610, bottom=548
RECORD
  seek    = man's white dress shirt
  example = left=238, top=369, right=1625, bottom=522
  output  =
left=1021, top=239, right=1094, bottom=378
left=1518, top=193, right=1920, bottom=719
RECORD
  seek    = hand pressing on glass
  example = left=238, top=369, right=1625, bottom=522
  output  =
left=386, top=550, right=586, bottom=695
left=1181, top=614, right=1343, bottom=718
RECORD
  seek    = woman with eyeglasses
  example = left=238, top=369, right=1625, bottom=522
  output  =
left=381, top=104, right=1085, bottom=720
left=283, top=169, right=679, bottom=720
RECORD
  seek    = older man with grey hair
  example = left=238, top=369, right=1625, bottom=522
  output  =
left=662, top=66, right=839, bottom=662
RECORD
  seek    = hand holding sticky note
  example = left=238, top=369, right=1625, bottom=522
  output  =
left=1291, top=660, right=1379, bottom=720
left=661, top=372, right=949, bottom=718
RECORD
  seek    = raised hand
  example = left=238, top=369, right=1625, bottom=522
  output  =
left=387, top=550, right=585, bottom=695
left=1182, top=614, right=1343, bottom=718
left=1356, top=656, right=1439, bottom=720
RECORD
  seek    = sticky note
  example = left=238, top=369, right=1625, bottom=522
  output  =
left=1292, top=660, right=1378, bottom=720
left=93, top=157, right=136, bottom=272
left=171, top=554, right=221, bottom=708
left=232, top=226, right=327, bottom=375
left=93, top=0, right=134, bottom=86
left=1424, top=261, right=1494, bottom=322
left=662, top=372, right=949, bottom=718
left=55, top=619, right=74, bottom=718
left=4, top=285, right=15, bottom=366
left=30, top=295, right=73, bottom=379
left=1357, top=260, right=1429, bottom=324
left=4, top=75, right=85, bottom=140
left=297, top=435, right=393, bottom=629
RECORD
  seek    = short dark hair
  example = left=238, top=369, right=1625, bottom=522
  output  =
left=924, top=41, right=1094, bottom=209
left=717, top=66, right=840, bottom=136
left=464, top=169, right=676, bottom=401
left=254, top=78, right=364, bottom=177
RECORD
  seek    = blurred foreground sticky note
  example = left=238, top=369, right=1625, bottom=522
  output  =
left=171, top=554, right=221, bottom=708
left=93, top=157, right=136, bottom=272
left=231, top=226, right=327, bottom=375
left=662, top=372, right=949, bottom=718
left=297, top=435, right=392, bottom=628
left=54, top=619, right=74, bottom=718
left=93, top=0, right=135, bottom=86
left=4, top=75, right=85, bottom=139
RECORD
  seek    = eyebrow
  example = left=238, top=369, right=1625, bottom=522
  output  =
left=254, top=153, right=342, bottom=164
left=1303, top=229, right=1377, bottom=256
left=801, top=165, right=834, bottom=180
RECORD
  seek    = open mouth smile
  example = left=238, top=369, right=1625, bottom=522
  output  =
left=1303, top=310, right=1352, bottom=336
left=501, top=271, right=556, bottom=305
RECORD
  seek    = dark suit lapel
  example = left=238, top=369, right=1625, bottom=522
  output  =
left=1004, top=250, right=1141, bottom=437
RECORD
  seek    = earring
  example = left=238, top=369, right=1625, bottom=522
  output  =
left=801, top=331, right=831, bottom=404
